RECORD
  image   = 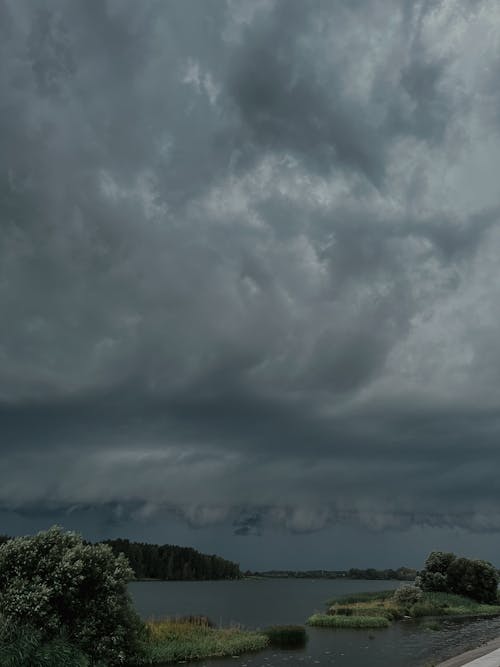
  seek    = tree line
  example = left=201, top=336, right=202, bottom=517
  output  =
left=346, top=567, right=417, bottom=580
left=0, top=534, right=241, bottom=581
left=248, top=567, right=417, bottom=580
left=104, top=538, right=242, bottom=580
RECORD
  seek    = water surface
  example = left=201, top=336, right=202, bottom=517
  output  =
left=129, top=579, right=500, bottom=667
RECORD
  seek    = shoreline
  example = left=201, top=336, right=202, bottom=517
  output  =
left=435, top=636, right=500, bottom=667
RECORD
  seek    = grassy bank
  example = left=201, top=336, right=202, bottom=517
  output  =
left=408, top=592, right=500, bottom=618
left=307, top=590, right=500, bottom=630
left=136, top=618, right=269, bottom=664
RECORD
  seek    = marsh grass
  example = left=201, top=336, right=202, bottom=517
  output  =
left=136, top=618, right=269, bottom=664
left=327, top=590, right=396, bottom=605
left=0, top=624, right=91, bottom=667
left=410, top=593, right=500, bottom=618
left=328, top=598, right=402, bottom=621
left=422, top=620, right=442, bottom=632
left=316, top=591, right=500, bottom=628
left=307, top=613, right=390, bottom=629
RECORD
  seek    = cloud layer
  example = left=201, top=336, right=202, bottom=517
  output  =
left=3, top=0, right=500, bottom=547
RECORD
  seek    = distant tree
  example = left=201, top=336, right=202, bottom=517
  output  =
left=447, top=557, right=498, bottom=604
left=418, top=551, right=499, bottom=603
left=417, top=551, right=455, bottom=592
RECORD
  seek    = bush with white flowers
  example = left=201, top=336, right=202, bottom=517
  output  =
left=393, top=584, right=423, bottom=609
left=0, top=526, right=145, bottom=665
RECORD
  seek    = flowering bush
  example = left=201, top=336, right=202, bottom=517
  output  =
left=393, top=584, right=423, bottom=609
left=0, top=526, right=145, bottom=665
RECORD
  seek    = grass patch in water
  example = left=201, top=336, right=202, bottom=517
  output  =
left=326, top=590, right=500, bottom=621
left=264, top=625, right=307, bottom=647
left=135, top=617, right=269, bottom=664
left=422, top=620, right=442, bottom=632
left=307, top=613, right=390, bottom=629
left=327, top=590, right=396, bottom=605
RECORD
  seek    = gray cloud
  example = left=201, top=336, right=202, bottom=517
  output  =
left=2, top=0, right=500, bottom=563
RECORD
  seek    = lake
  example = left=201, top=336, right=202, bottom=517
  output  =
left=129, top=579, right=500, bottom=667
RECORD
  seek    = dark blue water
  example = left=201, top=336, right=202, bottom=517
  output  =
left=129, top=579, right=500, bottom=667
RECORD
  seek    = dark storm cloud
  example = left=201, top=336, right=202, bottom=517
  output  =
left=2, top=0, right=500, bottom=548
left=227, top=1, right=385, bottom=183
left=227, top=0, right=455, bottom=185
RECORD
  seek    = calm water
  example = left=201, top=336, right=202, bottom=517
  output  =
left=129, top=579, right=500, bottom=667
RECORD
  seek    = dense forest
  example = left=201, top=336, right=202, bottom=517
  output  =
left=104, top=539, right=242, bottom=580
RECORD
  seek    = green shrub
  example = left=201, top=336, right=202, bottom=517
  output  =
left=264, top=625, right=307, bottom=647
left=0, top=526, right=145, bottom=665
left=447, top=557, right=499, bottom=604
left=418, top=551, right=499, bottom=604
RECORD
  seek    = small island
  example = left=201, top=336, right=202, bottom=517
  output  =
left=308, top=551, right=500, bottom=630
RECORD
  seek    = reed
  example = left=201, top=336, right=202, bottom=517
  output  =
left=136, top=618, right=269, bottom=664
left=307, top=613, right=390, bottom=628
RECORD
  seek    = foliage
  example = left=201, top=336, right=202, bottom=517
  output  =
left=447, top=557, right=499, bottom=604
left=417, top=551, right=456, bottom=593
left=307, top=613, right=390, bottom=628
left=0, top=526, right=145, bottom=665
left=105, top=538, right=241, bottom=580
left=393, top=584, right=423, bottom=608
left=136, top=618, right=268, bottom=664
left=418, top=551, right=499, bottom=603
left=264, top=625, right=307, bottom=647
left=0, top=619, right=90, bottom=667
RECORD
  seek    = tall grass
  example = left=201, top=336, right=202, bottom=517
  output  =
left=307, top=613, right=390, bottom=629
left=327, top=590, right=395, bottom=605
left=410, top=592, right=500, bottom=618
left=136, top=618, right=269, bottom=664
left=0, top=624, right=90, bottom=667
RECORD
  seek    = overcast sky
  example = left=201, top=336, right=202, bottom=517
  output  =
left=2, top=0, right=500, bottom=570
